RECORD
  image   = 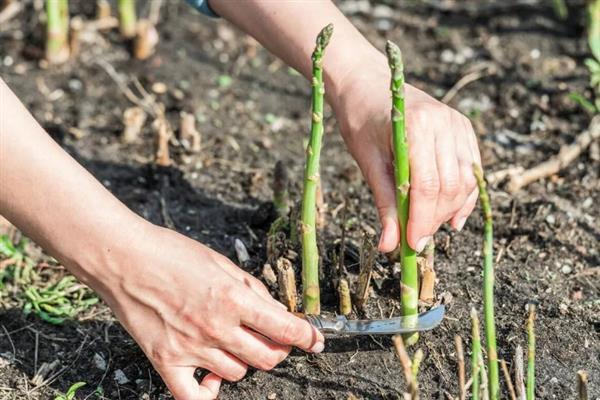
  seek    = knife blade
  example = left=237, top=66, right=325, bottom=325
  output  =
left=301, top=305, right=445, bottom=336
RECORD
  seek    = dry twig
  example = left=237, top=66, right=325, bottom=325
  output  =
left=501, top=359, right=518, bottom=400
left=179, top=111, right=201, bottom=153
left=514, top=345, right=526, bottom=400
left=508, top=116, right=600, bottom=193
left=393, top=335, right=418, bottom=400
left=442, top=62, right=496, bottom=104
left=276, top=258, right=297, bottom=312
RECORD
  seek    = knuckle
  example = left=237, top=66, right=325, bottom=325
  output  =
left=414, top=174, right=440, bottom=198
left=257, top=354, right=280, bottom=371
left=279, top=317, right=302, bottom=345
left=440, top=174, right=461, bottom=197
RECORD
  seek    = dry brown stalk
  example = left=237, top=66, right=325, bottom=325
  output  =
left=179, top=111, right=201, bottom=153
left=478, top=353, right=490, bottom=400
left=355, top=235, right=376, bottom=310
left=276, top=258, right=297, bottom=312
left=508, top=116, right=600, bottom=193
left=134, top=19, right=159, bottom=60
left=0, top=0, right=21, bottom=26
left=442, top=62, right=496, bottom=104
left=514, top=345, right=526, bottom=400
left=261, top=263, right=277, bottom=288
left=392, top=335, right=418, bottom=400
left=418, top=238, right=435, bottom=304
left=122, top=106, right=146, bottom=143
left=455, top=335, right=466, bottom=400
left=501, top=360, right=517, bottom=400
left=577, top=370, right=588, bottom=400
left=338, top=278, right=352, bottom=316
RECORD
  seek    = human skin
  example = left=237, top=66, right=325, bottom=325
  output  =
left=0, top=79, right=324, bottom=399
left=212, top=0, right=482, bottom=253
left=0, top=1, right=482, bottom=399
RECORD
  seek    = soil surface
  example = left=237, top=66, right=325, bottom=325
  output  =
left=1, top=1, right=599, bottom=399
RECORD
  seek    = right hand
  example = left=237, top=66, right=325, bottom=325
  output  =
left=100, top=225, right=324, bottom=400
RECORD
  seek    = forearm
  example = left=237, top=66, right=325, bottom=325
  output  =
left=0, top=79, right=146, bottom=297
left=211, top=0, right=385, bottom=101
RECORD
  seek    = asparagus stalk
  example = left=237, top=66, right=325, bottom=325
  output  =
left=471, top=308, right=481, bottom=400
left=45, top=0, right=70, bottom=64
left=386, top=40, right=419, bottom=346
left=577, top=370, right=589, bottom=400
left=526, top=303, right=536, bottom=400
left=118, top=0, right=136, bottom=39
left=473, top=164, right=499, bottom=400
left=301, top=23, right=333, bottom=315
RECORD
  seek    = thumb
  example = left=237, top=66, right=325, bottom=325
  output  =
left=160, top=366, right=222, bottom=400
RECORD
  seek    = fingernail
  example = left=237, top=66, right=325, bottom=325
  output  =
left=416, top=236, right=432, bottom=253
left=456, top=217, right=467, bottom=232
left=377, top=233, right=385, bottom=250
left=311, top=340, right=325, bottom=354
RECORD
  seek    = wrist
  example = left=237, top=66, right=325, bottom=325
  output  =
left=67, top=212, right=153, bottom=302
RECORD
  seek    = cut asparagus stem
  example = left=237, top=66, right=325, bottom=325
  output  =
left=46, top=0, right=70, bottom=64
left=386, top=40, right=419, bottom=346
left=301, top=23, right=333, bottom=315
left=338, top=278, right=352, bottom=316
left=471, top=308, right=482, bottom=400
left=515, top=345, right=526, bottom=400
left=118, top=0, right=136, bottom=38
left=418, top=238, right=435, bottom=304
left=526, top=303, right=536, bottom=400
left=276, top=257, right=297, bottom=312
left=577, top=370, right=588, bottom=400
left=474, top=164, right=499, bottom=399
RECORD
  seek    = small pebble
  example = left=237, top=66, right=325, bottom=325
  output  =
left=561, top=264, right=572, bottom=275
left=68, top=79, right=82, bottom=92
left=152, top=82, right=167, bottom=94
left=3, top=56, right=13, bottom=67
left=93, top=353, right=107, bottom=371
left=114, top=369, right=130, bottom=385
left=582, top=197, right=593, bottom=209
left=530, top=48, right=541, bottom=59
left=545, top=214, right=556, bottom=225
left=440, top=49, right=454, bottom=63
left=267, top=393, right=277, bottom=400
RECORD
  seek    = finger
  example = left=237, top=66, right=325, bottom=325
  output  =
left=159, top=366, right=221, bottom=400
left=451, top=187, right=478, bottom=231
left=197, top=348, right=248, bottom=382
left=240, top=296, right=325, bottom=353
left=227, top=326, right=291, bottom=371
left=407, top=128, right=439, bottom=252
left=361, top=152, right=399, bottom=253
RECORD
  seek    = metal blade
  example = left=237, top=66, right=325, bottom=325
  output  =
left=307, top=305, right=445, bottom=336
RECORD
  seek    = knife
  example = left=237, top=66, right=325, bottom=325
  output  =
left=297, top=305, right=445, bottom=336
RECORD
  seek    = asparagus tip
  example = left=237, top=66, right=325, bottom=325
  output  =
left=316, top=23, right=334, bottom=49
left=385, top=40, right=403, bottom=69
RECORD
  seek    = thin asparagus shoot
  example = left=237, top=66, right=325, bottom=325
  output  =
left=301, top=23, right=333, bottom=315
left=118, top=0, right=136, bottom=38
left=386, top=40, right=419, bottom=346
left=526, top=303, right=536, bottom=400
left=455, top=335, right=466, bottom=400
left=473, top=164, right=499, bottom=400
left=471, top=308, right=482, bottom=400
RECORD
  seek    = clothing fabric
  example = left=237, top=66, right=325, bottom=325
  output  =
left=186, top=0, right=219, bottom=18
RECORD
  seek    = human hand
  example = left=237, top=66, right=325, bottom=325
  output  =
left=99, top=225, right=324, bottom=400
left=329, top=54, right=481, bottom=253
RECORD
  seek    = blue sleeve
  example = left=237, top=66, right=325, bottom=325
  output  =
left=186, top=0, right=219, bottom=18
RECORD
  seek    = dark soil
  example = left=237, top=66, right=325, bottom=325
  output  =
left=1, top=1, right=598, bottom=399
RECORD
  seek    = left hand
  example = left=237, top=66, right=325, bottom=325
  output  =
left=328, top=54, right=481, bottom=253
